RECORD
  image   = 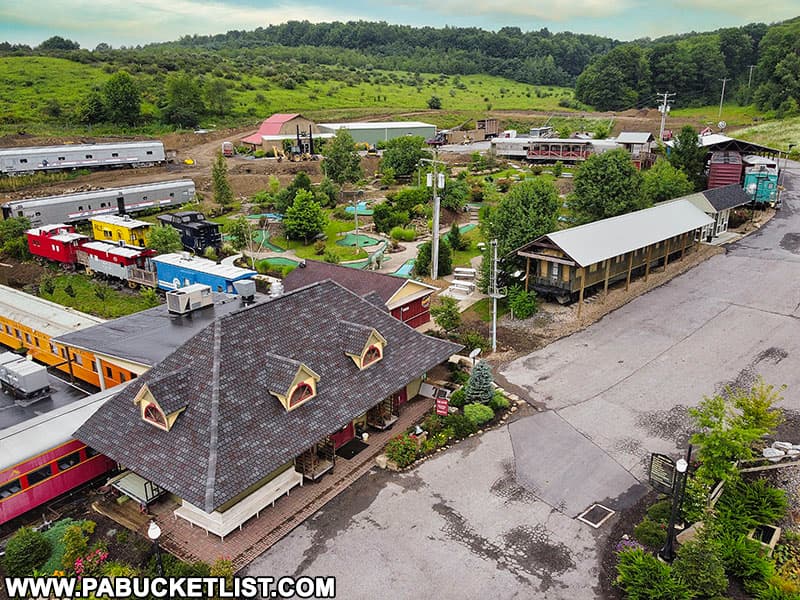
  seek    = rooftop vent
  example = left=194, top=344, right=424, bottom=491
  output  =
left=269, top=280, right=284, bottom=298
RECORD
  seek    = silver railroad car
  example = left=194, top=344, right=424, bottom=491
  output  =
left=2, top=179, right=195, bottom=227
left=0, top=141, right=165, bottom=175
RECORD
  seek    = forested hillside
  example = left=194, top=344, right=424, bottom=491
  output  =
left=0, top=16, right=797, bottom=132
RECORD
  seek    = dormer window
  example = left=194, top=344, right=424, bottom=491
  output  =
left=289, top=382, right=314, bottom=407
left=143, top=403, right=167, bottom=428
left=363, top=345, right=382, bottom=367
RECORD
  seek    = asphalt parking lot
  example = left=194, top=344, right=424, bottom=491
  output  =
left=247, top=164, right=800, bottom=598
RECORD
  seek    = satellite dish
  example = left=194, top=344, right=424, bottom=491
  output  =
left=718, top=120, right=727, bottom=130
left=469, top=348, right=481, bottom=359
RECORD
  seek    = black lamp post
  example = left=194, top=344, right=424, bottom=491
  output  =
left=148, top=520, right=164, bottom=577
left=659, top=446, right=692, bottom=563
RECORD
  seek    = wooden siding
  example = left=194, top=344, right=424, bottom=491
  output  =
left=524, top=232, right=698, bottom=295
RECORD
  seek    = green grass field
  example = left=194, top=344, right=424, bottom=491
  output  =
left=732, top=117, right=800, bottom=152
left=0, top=56, right=577, bottom=135
left=38, top=273, right=158, bottom=318
left=670, top=104, right=765, bottom=129
left=271, top=215, right=369, bottom=261
left=451, top=227, right=484, bottom=268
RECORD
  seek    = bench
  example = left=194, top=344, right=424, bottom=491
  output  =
left=454, top=267, right=477, bottom=277
left=450, top=281, right=475, bottom=295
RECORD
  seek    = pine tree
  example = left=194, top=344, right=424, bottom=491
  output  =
left=447, top=221, right=464, bottom=251
left=212, top=152, right=234, bottom=209
left=465, top=360, right=494, bottom=404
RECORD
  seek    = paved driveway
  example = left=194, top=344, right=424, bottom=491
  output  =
left=247, top=165, right=800, bottom=598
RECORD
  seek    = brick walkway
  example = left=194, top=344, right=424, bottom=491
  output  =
left=147, top=397, right=434, bottom=571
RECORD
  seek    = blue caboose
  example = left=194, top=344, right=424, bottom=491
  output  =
left=152, top=253, right=256, bottom=293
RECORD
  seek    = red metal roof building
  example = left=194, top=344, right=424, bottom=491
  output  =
left=26, top=224, right=88, bottom=264
left=241, top=114, right=317, bottom=146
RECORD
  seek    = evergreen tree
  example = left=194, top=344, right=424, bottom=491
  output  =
left=322, top=129, right=362, bottom=185
left=212, top=152, right=234, bottom=209
left=447, top=221, right=465, bottom=251
left=465, top=360, right=494, bottom=404
left=103, top=71, right=140, bottom=126
left=283, top=189, right=328, bottom=244
left=414, top=239, right=452, bottom=278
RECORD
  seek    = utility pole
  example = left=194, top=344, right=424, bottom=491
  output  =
left=718, top=78, right=731, bottom=119
left=657, top=91, right=675, bottom=141
left=747, top=65, right=756, bottom=88
left=488, top=239, right=506, bottom=353
left=421, top=151, right=446, bottom=280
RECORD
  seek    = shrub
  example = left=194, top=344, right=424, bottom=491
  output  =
left=313, top=240, right=326, bottom=255
left=389, top=226, right=416, bottom=242
left=102, top=561, right=139, bottom=578
left=322, top=250, right=340, bottom=264
left=757, top=584, right=800, bottom=600
left=254, top=149, right=266, bottom=158
left=716, top=478, right=788, bottom=536
left=672, top=538, right=728, bottom=598
left=508, top=286, right=538, bottom=319
left=633, top=517, right=667, bottom=548
left=489, top=390, right=510, bottom=411
left=464, top=403, right=494, bottom=426
left=459, top=330, right=490, bottom=353
left=615, top=548, right=691, bottom=600
left=552, top=161, right=564, bottom=178
left=385, top=434, right=419, bottom=468
left=718, top=532, right=775, bottom=587
left=40, top=518, right=81, bottom=574
left=3, top=527, right=52, bottom=577
left=681, top=476, right=709, bottom=525
left=444, top=413, right=477, bottom=438
left=449, top=388, right=466, bottom=409
left=450, top=369, right=470, bottom=386
left=646, top=499, right=673, bottom=524
left=431, top=296, right=461, bottom=333
left=422, top=413, right=444, bottom=436
left=61, top=524, right=89, bottom=570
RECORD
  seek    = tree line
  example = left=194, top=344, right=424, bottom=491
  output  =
left=2, top=16, right=797, bottom=118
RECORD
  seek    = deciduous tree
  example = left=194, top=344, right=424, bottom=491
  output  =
left=431, top=296, right=461, bottom=333
left=146, top=225, right=183, bottom=254
left=640, top=158, right=694, bottom=204
left=668, top=126, right=707, bottom=191
left=322, top=129, right=362, bottom=185
left=163, top=73, right=205, bottom=128
left=487, top=178, right=560, bottom=257
left=380, top=136, right=430, bottom=178
left=103, top=71, right=140, bottom=126
left=570, top=149, right=644, bottom=224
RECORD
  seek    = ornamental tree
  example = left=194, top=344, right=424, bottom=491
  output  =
left=465, top=360, right=494, bottom=404
left=431, top=296, right=462, bottom=333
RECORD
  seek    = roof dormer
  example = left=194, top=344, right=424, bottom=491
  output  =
left=132, top=378, right=188, bottom=432
left=264, top=353, right=321, bottom=411
left=339, top=321, right=387, bottom=369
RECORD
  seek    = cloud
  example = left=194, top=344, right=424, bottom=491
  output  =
left=0, top=0, right=362, bottom=45
left=672, top=0, right=799, bottom=20
left=388, top=0, right=632, bottom=21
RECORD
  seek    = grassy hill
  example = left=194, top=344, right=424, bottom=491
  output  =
left=0, top=56, right=578, bottom=136
left=732, top=117, right=800, bottom=153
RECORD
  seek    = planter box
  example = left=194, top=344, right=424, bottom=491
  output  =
left=748, top=524, right=781, bottom=556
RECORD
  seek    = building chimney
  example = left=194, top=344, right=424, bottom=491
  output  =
left=116, top=196, right=126, bottom=216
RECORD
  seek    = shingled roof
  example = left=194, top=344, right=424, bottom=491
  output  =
left=74, top=280, right=460, bottom=513
left=702, top=184, right=752, bottom=212
left=282, top=259, right=438, bottom=307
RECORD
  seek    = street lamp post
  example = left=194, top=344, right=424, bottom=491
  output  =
left=148, top=520, right=164, bottom=577
left=659, top=446, right=692, bottom=563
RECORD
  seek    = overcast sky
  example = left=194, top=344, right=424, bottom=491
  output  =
left=1, top=0, right=798, bottom=48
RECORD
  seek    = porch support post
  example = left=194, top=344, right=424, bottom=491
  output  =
left=524, top=257, right=531, bottom=292
left=625, top=252, right=633, bottom=291
left=603, top=259, right=611, bottom=302
left=644, top=245, right=653, bottom=282
left=663, top=238, right=671, bottom=270
left=577, top=267, right=585, bottom=319
left=680, top=232, right=688, bottom=260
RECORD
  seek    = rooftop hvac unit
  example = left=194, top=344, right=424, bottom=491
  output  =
left=0, top=351, right=50, bottom=404
left=233, top=279, right=256, bottom=302
left=166, top=284, right=213, bottom=315
left=269, top=280, right=284, bottom=298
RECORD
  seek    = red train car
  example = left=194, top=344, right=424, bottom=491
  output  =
left=26, top=224, right=88, bottom=265
left=0, top=389, right=118, bottom=525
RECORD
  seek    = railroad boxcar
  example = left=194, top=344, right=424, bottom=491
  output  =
left=90, top=214, right=151, bottom=247
left=0, top=141, right=165, bottom=176
left=156, top=211, right=222, bottom=253
left=2, top=179, right=195, bottom=227
left=152, top=252, right=256, bottom=293
left=25, top=224, right=88, bottom=264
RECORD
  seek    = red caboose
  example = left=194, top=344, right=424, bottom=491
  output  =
left=26, top=224, right=88, bottom=264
